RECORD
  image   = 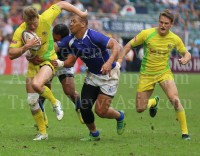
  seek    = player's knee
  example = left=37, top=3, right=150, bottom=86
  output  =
left=32, top=81, right=42, bottom=92
left=136, top=108, right=145, bottom=113
left=170, top=95, right=180, bottom=106
left=30, top=103, right=40, bottom=111
left=65, top=90, right=74, bottom=97
left=95, top=109, right=106, bottom=118
left=80, top=108, right=94, bottom=124
left=28, top=93, right=39, bottom=106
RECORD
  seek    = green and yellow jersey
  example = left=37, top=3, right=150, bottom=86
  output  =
left=10, top=4, right=61, bottom=61
left=130, top=28, right=186, bottom=74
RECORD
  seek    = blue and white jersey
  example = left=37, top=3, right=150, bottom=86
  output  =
left=56, top=29, right=116, bottom=75
left=56, top=47, right=69, bottom=61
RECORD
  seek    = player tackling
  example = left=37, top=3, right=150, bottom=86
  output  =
left=8, top=2, right=87, bottom=140
left=117, top=9, right=191, bottom=140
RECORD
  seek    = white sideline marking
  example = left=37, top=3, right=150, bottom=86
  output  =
left=0, top=80, right=26, bottom=84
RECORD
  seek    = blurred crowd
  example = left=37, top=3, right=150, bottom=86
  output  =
left=153, top=0, right=200, bottom=30
left=0, top=0, right=199, bottom=57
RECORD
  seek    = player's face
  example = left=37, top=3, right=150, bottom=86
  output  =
left=26, top=18, right=39, bottom=32
left=53, top=33, right=62, bottom=42
left=70, top=16, right=82, bottom=34
left=158, top=16, right=173, bottom=36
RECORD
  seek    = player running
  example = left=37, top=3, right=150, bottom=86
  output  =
left=117, top=9, right=191, bottom=140
left=51, top=15, right=126, bottom=141
left=8, top=2, right=87, bottom=140
left=27, top=24, right=84, bottom=127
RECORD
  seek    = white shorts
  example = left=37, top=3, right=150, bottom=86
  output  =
left=56, top=67, right=74, bottom=82
left=84, top=64, right=120, bottom=97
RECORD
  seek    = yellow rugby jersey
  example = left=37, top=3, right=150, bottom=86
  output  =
left=130, top=28, right=186, bottom=74
left=10, top=4, right=61, bottom=61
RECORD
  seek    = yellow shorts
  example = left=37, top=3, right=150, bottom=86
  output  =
left=137, top=69, right=174, bottom=92
left=27, top=61, right=57, bottom=77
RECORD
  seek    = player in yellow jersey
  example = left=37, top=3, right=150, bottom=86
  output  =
left=8, top=1, right=88, bottom=140
left=118, top=9, right=191, bottom=140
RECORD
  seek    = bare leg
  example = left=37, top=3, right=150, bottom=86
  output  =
left=136, top=89, right=154, bottom=113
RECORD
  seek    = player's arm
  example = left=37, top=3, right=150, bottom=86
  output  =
left=56, top=1, right=88, bottom=18
left=9, top=36, right=41, bottom=60
left=26, top=51, right=45, bottom=65
left=176, top=37, right=191, bottom=65
left=178, top=51, right=191, bottom=65
left=101, top=38, right=122, bottom=75
left=51, top=54, right=77, bottom=68
left=51, top=36, right=77, bottom=68
left=117, top=30, right=145, bottom=66
left=54, top=42, right=59, bottom=52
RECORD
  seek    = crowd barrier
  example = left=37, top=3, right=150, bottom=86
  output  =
left=0, top=56, right=199, bottom=75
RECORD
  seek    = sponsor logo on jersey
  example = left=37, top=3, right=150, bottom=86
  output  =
left=150, top=49, right=154, bottom=53
left=168, top=44, right=172, bottom=49
left=107, top=86, right=116, bottom=93
left=134, top=37, right=136, bottom=42
left=11, top=41, right=18, bottom=44
left=42, top=31, right=48, bottom=37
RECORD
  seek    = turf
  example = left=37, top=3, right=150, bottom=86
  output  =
left=0, top=73, right=199, bottom=156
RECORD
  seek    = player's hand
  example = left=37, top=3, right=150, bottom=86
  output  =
left=28, top=55, right=45, bottom=65
left=178, top=58, right=187, bottom=65
left=101, top=62, right=112, bottom=75
left=81, top=10, right=88, bottom=18
left=117, top=59, right=123, bottom=67
left=25, top=36, right=41, bottom=49
left=50, top=59, right=58, bottom=67
left=50, top=59, right=64, bottom=68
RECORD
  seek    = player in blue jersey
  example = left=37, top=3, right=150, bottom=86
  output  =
left=51, top=15, right=126, bottom=141
left=27, top=24, right=84, bottom=126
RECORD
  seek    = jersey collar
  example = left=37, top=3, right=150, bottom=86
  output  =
left=74, top=29, right=88, bottom=40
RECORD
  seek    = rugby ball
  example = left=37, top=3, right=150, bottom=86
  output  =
left=22, top=30, right=41, bottom=51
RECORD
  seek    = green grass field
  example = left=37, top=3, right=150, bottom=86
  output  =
left=0, top=73, right=199, bottom=156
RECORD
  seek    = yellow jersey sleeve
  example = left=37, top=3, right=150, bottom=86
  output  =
left=175, top=36, right=186, bottom=54
left=130, top=30, right=146, bottom=47
left=41, top=4, right=61, bottom=25
left=10, top=26, right=24, bottom=48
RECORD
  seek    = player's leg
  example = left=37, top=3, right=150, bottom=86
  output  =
left=26, top=77, right=48, bottom=140
left=95, top=93, right=126, bottom=135
left=136, top=72, right=159, bottom=117
left=95, top=65, right=126, bottom=135
left=160, top=80, right=190, bottom=140
left=58, top=72, right=84, bottom=123
left=35, top=81, right=51, bottom=130
left=136, top=90, right=154, bottom=112
left=80, top=83, right=100, bottom=141
left=32, top=65, right=64, bottom=121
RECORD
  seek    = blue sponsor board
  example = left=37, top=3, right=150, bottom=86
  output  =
left=102, top=21, right=148, bottom=32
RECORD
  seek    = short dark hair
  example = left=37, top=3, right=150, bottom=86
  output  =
left=159, top=9, right=174, bottom=23
left=53, top=24, right=69, bottom=38
left=72, top=14, right=88, bottom=26
left=79, top=16, right=88, bottom=26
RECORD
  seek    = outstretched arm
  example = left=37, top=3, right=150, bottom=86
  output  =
left=51, top=54, right=77, bottom=68
left=56, top=1, right=88, bottom=18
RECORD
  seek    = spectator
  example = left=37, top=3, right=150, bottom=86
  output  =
left=2, top=2, right=10, bottom=14
left=188, top=42, right=198, bottom=57
left=32, top=0, right=42, bottom=13
left=0, top=30, right=2, bottom=54
left=74, top=0, right=84, bottom=11
left=192, top=43, right=200, bottom=57
left=197, top=44, right=200, bottom=56
left=1, top=34, right=12, bottom=56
